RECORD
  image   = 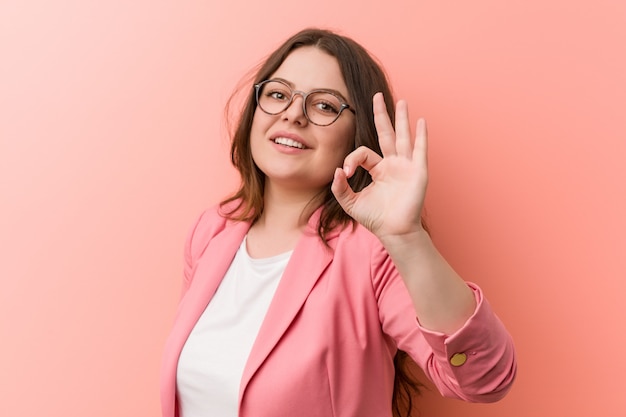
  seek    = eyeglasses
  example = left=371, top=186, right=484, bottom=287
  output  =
left=254, top=79, right=355, bottom=126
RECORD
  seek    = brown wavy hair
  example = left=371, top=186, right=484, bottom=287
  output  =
left=221, top=28, right=423, bottom=416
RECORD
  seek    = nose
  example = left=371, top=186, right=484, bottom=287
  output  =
left=282, top=92, right=308, bottom=125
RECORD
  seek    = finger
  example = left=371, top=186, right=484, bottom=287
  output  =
left=342, top=146, right=383, bottom=177
left=373, top=92, right=396, bottom=157
left=395, top=100, right=413, bottom=158
left=413, top=118, right=428, bottom=169
left=331, top=167, right=358, bottom=216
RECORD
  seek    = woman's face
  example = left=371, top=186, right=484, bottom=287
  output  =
left=249, top=47, right=356, bottom=198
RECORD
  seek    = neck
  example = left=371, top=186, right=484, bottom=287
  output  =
left=258, top=182, right=324, bottom=230
left=246, top=184, right=324, bottom=258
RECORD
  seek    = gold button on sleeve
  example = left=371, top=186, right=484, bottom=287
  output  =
left=450, top=353, right=467, bottom=367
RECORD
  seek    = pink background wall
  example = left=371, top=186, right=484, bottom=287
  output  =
left=1, top=0, right=625, bottom=415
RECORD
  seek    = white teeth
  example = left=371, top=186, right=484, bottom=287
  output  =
left=274, top=137, right=305, bottom=149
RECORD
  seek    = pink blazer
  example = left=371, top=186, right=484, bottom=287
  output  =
left=160, top=205, right=516, bottom=417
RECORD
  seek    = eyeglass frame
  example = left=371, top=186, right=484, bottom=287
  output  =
left=254, top=79, right=356, bottom=126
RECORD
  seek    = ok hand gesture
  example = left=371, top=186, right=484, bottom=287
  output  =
left=331, top=93, right=429, bottom=241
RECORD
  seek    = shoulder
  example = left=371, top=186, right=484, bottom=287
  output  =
left=189, top=204, right=227, bottom=237
left=335, top=222, right=385, bottom=251
left=333, top=222, right=391, bottom=268
left=335, top=223, right=401, bottom=289
left=185, top=202, right=241, bottom=261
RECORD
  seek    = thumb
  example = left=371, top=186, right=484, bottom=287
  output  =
left=331, top=167, right=357, bottom=215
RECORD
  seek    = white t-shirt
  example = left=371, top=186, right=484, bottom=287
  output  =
left=176, top=237, right=291, bottom=417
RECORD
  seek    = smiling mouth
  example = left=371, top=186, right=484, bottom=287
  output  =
left=273, top=137, right=306, bottom=149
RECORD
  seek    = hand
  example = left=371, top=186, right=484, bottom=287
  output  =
left=331, top=92, right=428, bottom=239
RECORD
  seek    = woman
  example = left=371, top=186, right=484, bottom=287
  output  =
left=161, top=28, right=516, bottom=417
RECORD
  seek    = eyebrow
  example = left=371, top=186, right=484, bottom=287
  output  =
left=273, top=77, right=352, bottom=105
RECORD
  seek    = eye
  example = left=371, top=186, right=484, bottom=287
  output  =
left=267, top=90, right=289, bottom=101
left=314, top=101, right=340, bottom=114
left=262, top=81, right=292, bottom=102
left=309, top=93, right=342, bottom=115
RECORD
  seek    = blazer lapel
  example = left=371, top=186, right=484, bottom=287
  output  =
left=240, top=214, right=338, bottom=398
left=180, top=219, right=249, bottom=327
left=162, top=219, right=250, bottom=403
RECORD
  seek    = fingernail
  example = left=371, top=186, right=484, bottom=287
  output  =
left=343, top=165, right=351, bottom=176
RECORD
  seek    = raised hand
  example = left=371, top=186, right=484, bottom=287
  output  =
left=331, top=92, right=429, bottom=240
left=332, top=93, right=477, bottom=333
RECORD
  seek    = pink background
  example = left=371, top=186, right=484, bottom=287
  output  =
left=1, top=0, right=625, bottom=415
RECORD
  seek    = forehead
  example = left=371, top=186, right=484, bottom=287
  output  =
left=270, top=47, right=349, bottom=97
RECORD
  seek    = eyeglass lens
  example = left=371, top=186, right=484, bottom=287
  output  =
left=257, top=80, right=345, bottom=126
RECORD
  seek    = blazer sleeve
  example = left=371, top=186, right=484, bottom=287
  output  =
left=370, top=238, right=517, bottom=402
